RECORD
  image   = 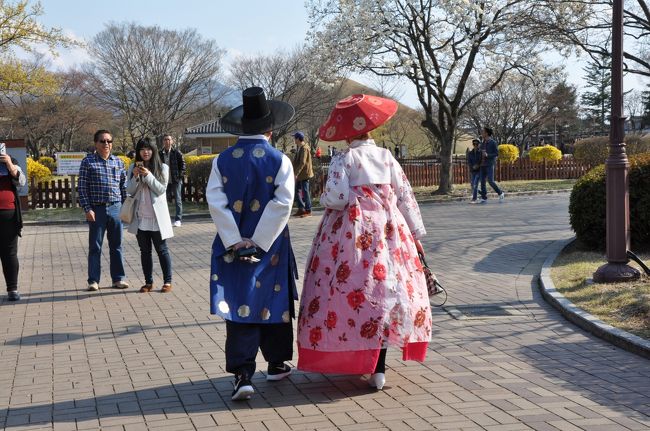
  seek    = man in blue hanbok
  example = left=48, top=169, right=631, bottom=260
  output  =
left=206, top=87, right=298, bottom=401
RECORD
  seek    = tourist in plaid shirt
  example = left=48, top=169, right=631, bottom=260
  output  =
left=78, top=129, right=129, bottom=291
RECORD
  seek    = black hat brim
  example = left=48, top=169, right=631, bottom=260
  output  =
left=220, top=100, right=295, bottom=136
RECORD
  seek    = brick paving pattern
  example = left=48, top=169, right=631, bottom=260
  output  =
left=1, top=194, right=649, bottom=430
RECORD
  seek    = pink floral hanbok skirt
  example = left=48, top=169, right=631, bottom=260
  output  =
left=297, top=184, right=432, bottom=374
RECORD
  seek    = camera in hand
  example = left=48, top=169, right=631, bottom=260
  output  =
left=234, top=246, right=258, bottom=259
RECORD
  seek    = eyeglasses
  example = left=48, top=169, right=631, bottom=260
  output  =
left=98, top=140, right=113, bottom=144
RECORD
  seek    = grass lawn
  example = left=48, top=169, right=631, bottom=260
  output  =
left=551, top=242, right=650, bottom=340
left=411, top=179, right=576, bottom=201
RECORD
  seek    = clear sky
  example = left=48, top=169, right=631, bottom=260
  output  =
left=33, top=0, right=649, bottom=109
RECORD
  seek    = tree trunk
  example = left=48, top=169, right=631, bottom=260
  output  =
left=435, top=133, right=454, bottom=194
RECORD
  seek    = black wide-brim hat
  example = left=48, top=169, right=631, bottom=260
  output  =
left=220, top=87, right=295, bottom=135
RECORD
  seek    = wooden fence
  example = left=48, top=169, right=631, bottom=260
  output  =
left=29, top=157, right=591, bottom=209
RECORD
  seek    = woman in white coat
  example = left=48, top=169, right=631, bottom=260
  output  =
left=126, top=138, right=174, bottom=293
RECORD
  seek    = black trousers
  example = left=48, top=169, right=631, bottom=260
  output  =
left=225, top=321, right=293, bottom=377
left=0, top=210, right=19, bottom=292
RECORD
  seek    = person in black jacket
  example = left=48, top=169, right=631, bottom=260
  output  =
left=467, top=139, right=482, bottom=203
left=0, top=149, right=26, bottom=301
left=160, top=135, right=186, bottom=227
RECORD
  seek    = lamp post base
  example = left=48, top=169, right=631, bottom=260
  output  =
left=593, top=263, right=641, bottom=283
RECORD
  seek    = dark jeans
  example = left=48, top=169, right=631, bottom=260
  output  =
left=295, top=179, right=311, bottom=211
left=225, top=321, right=293, bottom=376
left=470, top=171, right=480, bottom=201
left=479, top=163, right=502, bottom=200
left=136, top=230, right=172, bottom=284
left=88, top=203, right=125, bottom=284
left=166, top=181, right=183, bottom=221
left=0, top=210, right=19, bottom=292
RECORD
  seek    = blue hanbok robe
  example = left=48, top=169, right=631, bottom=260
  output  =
left=207, top=137, right=298, bottom=324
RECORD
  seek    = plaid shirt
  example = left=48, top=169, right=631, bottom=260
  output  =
left=78, top=153, right=126, bottom=212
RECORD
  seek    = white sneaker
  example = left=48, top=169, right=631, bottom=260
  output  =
left=87, top=282, right=99, bottom=291
left=499, top=192, right=505, bottom=201
left=468, top=200, right=477, bottom=204
left=173, top=220, right=182, bottom=227
left=112, top=280, right=129, bottom=289
left=368, top=373, right=385, bottom=390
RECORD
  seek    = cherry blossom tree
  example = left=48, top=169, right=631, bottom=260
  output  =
left=306, top=0, right=590, bottom=193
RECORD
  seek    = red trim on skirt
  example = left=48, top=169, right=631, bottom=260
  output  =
left=298, top=342, right=428, bottom=374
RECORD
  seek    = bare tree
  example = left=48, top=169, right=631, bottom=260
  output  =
left=306, top=0, right=591, bottom=193
left=543, top=1, right=650, bottom=78
left=85, top=22, right=225, bottom=144
left=229, top=46, right=341, bottom=150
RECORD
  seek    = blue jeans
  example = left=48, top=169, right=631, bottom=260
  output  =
left=470, top=171, right=480, bottom=201
left=166, top=181, right=182, bottom=221
left=480, top=163, right=502, bottom=200
left=295, top=179, right=311, bottom=211
left=87, top=203, right=125, bottom=284
left=136, top=230, right=172, bottom=284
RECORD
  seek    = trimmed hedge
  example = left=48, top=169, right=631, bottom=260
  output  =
left=569, top=153, right=650, bottom=250
left=498, top=144, right=519, bottom=164
left=529, top=145, right=562, bottom=163
left=185, top=155, right=217, bottom=188
left=574, top=134, right=650, bottom=166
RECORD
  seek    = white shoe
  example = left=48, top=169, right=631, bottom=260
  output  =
left=499, top=192, right=505, bottom=201
left=87, top=282, right=99, bottom=291
left=112, top=280, right=129, bottom=289
left=173, top=220, right=182, bottom=227
left=368, top=373, right=385, bottom=390
left=468, top=200, right=477, bottom=204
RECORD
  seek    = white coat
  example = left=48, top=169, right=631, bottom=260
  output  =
left=125, top=163, right=174, bottom=240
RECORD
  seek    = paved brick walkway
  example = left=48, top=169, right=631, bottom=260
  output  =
left=1, top=194, right=649, bottom=430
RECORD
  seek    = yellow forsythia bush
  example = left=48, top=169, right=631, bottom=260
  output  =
left=185, top=154, right=217, bottom=181
left=38, top=156, right=57, bottom=173
left=117, top=155, right=131, bottom=169
left=529, top=145, right=562, bottom=163
left=27, top=158, right=52, bottom=183
left=498, top=144, right=519, bottom=164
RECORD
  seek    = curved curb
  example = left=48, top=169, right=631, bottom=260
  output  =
left=539, top=238, right=650, bottom=360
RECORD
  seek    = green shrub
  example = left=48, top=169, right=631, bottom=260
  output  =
left=498, top=144, right=519, bottom=164
left=569, top=153, right=650, bottom=250
left=27, top=158, right=52, bottom=183
left=574, top=134, right=650, bottom=166
left=39, top=156, right=56, bottom=173
left=529, top=145, right=562, bottom=163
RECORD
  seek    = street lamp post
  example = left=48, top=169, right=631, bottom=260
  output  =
left=593, top=0, right=640, bottom=283
left=552, top=107, right=559, bottom=147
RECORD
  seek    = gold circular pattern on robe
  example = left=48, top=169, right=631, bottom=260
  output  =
left=211, top=274, right=219, bottom=281
left=270, top=254, right=279, bottom=266
left=260, top=308, right=271, bottom=320
left=282, top=311, right=290, bottom=323
left=274, top=284, right=281, bottom=292
left=237, top=305, right=250, bottom=318
left=218, top=301, right=230, bottom=313
left=232, top=148, right=244, bottom=158
left=266, top=176, right=274, bottom=183
left=233, top=200, right=243, bottom=213
left=250, top=199, right=260, bottom=212
left=223, top=253, right=234, bottom=263
left=222, top=176, right=228, bottom=184
left=255, top=281, right=261, bottom=288
left=252, top=148, right=266, bottom=158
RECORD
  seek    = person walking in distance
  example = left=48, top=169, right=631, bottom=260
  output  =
left=160, top=134, right=186, bottom=227
left=291, top=131, right=314, bottom=217
left=78, top=130, right=129, bottom=291
left=478, top=127, right=505, bottom=203
left=467, top=139, right=482, bottom=203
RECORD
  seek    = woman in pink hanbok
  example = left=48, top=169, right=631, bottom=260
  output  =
left=297, top=94, right=432, bottom=390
